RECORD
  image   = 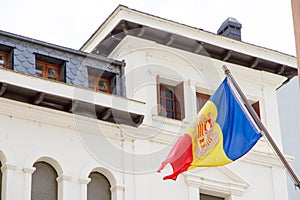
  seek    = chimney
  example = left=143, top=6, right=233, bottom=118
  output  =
left=217, top=17, right=242, bottom=41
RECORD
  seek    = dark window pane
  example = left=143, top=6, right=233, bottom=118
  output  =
left=35, top=73, right=42, bottom=77
left=99, top=80, right=108, bottom=89
left=48, top=68, right=57, bottom=76
left=87, top=172, right=111, bottom=200
left=48, top=77, right=56, bottom=81
left=166, top=100, right=174, bottom=110
left=200, top=193, right=224, bottom=200
left=0, top=55, right=4, bottom=65
left=165, top=89, right=173, bottom=98
left=31, top=162, right=58, bottom=200
left=35, top=64, right=43, bottom=74
left=167, top=111, right=174, bottom=118
left=88, top=77, right=94, bottom=89
left=99, top=89, right=108, bottom=93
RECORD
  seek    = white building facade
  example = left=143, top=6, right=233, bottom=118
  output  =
left=0, top=5, right=297, bottom=200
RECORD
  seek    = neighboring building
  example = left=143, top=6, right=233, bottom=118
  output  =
left=0, top=5, right=297, bottom=200
left=291, top=0, right=300, bottom=83
left=280, top=1, right=300, bottom=199
left=277, top=77, right=300, bottom=200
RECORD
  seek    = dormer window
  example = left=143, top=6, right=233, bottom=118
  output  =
left=35, top=61, right=60, bottom=81
left=88, top=75, right=110, bottom=93
left=87, top=67, right=116, bottom=94
left=0, top=51, right=8, bottom=69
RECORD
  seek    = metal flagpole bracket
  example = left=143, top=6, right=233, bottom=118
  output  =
left=222, top=64, right=300, bottom=189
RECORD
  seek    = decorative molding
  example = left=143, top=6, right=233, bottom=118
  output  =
left=79, top=178, right=91, bottom=185
left=56, top=174, right=72, bottom=183
left=1, top=163, right=16, bottom=173
left=242, top=150, right=294, bottom=168
left=23, top=167, right=36, bottom=174
left=110, top=184, right=125, bottom=192
left=148, top=69, right=185, bottom=85
left=184, top=167, right=249, bottom=196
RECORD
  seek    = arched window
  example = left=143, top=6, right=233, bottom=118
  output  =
left=87, top=172, right=111, bottom=200
left=31, top=162, right=58, bottom=200
left=0, top=161, right=2, bottom=199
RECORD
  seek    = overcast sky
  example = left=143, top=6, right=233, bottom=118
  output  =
left=1, top=0, right=296, bottom=56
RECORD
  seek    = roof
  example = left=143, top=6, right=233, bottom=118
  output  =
left=0, top=29, right=125, bottom=67
left=81, top=5, right=297, bottom=81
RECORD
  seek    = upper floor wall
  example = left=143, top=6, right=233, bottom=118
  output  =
left=0, top=30, right=126, bottom=96
left=80, top=5, right=297, bottom=149
left=0, top=30, right=144, bottom=127
left=108, top=35, right=288, bottom=147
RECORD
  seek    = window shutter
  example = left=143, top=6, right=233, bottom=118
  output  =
left=175, top=81, right=185, bottom=120
left=156, top=75, right=161, bottom=115
left=31, top=162, right=58, bottom=200
left=251, top=101, right=260, bottom=119
left=87, top=172, right=111, bottom=200
left=196, top=92, right=210, bottom=112
left=110, top=76, right=116, bottom=94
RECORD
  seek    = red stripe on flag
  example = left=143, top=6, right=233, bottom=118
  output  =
left=157, top=134, right=193, bottom=180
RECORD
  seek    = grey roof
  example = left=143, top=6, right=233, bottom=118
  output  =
left=0, top=29, right=125, bottom=67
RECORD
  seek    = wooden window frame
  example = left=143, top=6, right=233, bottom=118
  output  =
left=196, top=91, right=260, bottom=119
left=160, top=84, right=176, bottom=119
left=35, top=61, right=60, bottom=81
left=88, top=75, right=111, bottom=93
left=157, top=76, right=185, bottom=120
left=0, top=51, right=8, bottom=69
left=251, top=101, right=260, bottom=119
left=196, top=92, right=210, bottom=112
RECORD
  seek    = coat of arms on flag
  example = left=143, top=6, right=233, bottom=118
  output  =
left=157, top=77, right=262, bottom=180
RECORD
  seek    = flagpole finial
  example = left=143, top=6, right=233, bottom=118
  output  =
left=222, top=65, right=230, bottom=75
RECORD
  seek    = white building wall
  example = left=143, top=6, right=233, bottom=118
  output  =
left=108, top=35, right=289, bottom=199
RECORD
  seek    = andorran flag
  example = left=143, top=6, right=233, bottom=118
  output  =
left=157, top=78, right=262, bottom=180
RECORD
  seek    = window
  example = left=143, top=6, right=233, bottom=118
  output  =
left=196, top=91, right=260, bottom=119
left=252, top=101, right=260, bottom=118
left=200, top=193, right=224, bottom=200
left=157, top=76, right=185, bottom=120
left=31, top=162, right=58, bottom=200
left=0, top=52, right=8, bottom=69
left=196, top=92, right=210, bottom=112
left=88, top=75, right=110, bottom=93
left=160, top=84, right=176, bottom=118
left=35, top=61, right=60, bottom=81
left=87, top=172, right=111, bottom=200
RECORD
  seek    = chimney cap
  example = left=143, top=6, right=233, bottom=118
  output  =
left=217, top=17, right=242, bottom=41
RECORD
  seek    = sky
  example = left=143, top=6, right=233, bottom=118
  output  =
left=0, top=0, right=296, bottom=56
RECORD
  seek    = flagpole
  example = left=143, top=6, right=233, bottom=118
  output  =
left=222, top=64, right=300, bottom=189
